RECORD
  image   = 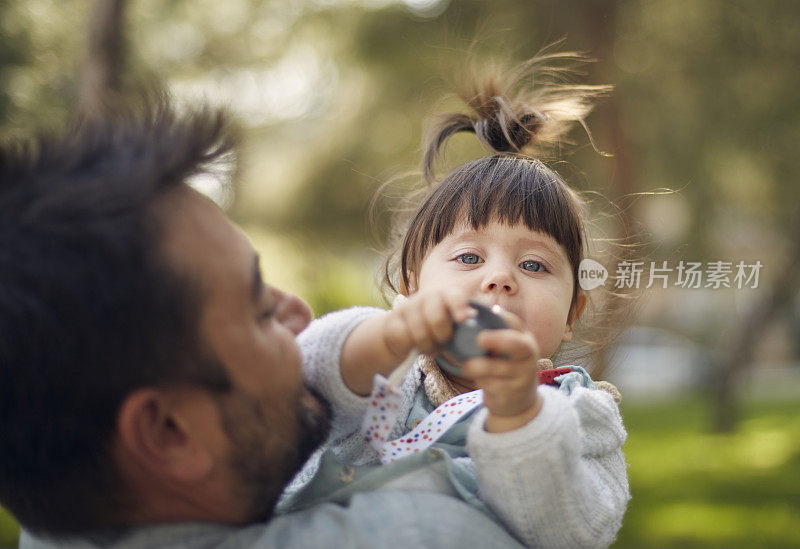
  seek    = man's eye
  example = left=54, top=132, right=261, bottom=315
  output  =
left=520, top=260, right=545, bottom=272
left=456, top=253, right=482, bottom=265
left=258, top=303, right=278, bottom=322
left=257, top=312, right=273, bottom=323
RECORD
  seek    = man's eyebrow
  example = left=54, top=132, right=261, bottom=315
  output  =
left=251, top=255, right=264, bottom=303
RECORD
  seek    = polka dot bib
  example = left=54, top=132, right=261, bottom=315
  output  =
left=361, top=374, right=483, bottom=464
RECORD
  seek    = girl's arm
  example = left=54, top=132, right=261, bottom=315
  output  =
left=339, top=288, right=473, bottom=395
left=298, top=306, right=385, bottom=440
left=467, top=385, right=630, bottom=549
left=297, top=292, right=469, bottom=439
left=287, top=306, right=411, bottom=499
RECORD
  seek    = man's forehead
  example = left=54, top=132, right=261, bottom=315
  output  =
left=156, top=186, right=254, bottom=285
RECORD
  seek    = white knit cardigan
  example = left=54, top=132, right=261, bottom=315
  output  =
left=289, top=307, right=630, bottom=548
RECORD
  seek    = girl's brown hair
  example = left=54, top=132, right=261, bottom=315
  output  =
left=383, top=53, right=610, bottom=325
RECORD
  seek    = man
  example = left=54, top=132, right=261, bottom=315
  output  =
left=0, top=95, right=523, bottom=547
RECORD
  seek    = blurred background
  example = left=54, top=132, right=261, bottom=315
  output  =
left=1, top=0, right=798, bottom=547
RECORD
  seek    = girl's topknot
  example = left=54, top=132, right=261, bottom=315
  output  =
left=423, top=52, right=612, bottom=183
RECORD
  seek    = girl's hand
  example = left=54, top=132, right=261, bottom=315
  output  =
left=341, top=287, right=473, bottom=396
left=460, top=311, right=543, bottom=433
left=381, top=287, right=474, bottom=360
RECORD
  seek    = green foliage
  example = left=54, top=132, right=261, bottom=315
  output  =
left=616, top=396, right=800, bottom=548
left=0, top=0, right=89, bottom=135
left=0, top=504, right=19, bottom=549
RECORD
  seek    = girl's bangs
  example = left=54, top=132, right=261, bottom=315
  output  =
left=420, top=156, right=584, bottom=263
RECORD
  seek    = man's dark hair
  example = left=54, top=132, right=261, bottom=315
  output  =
left=0, top=93, right=237, bottom=534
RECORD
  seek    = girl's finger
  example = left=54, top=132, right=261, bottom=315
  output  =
left=440, top=287, right=474, bottom=323
left=399, top=300, right=438, bottom=352
left=476, top=329, right=539, bottom=361
left=474, top=378, right=510, bottom=397
left=489, top=306, right=524, bottom=331
left=463, top=361, right=539, bottom=390
left=461, top=357, right=516, bottom=379
left=422, top=294, right=456, bottom=345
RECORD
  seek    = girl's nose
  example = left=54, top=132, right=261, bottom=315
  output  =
left=482, top=269, right=517, bottom=295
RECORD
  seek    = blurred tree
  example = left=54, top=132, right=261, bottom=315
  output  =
left=0, top=0, right=32, bottom=126
left=0, top=1, right=89, bottom=134
left=602, top=0, right=800, bottom=431
left=78, top=0, right=128, bottom=114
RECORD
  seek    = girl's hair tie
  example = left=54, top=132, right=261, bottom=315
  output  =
left=474, top=109, right=549, bottom=153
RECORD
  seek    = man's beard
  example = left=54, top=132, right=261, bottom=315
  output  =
left=217, top=384, right=331, bottom=523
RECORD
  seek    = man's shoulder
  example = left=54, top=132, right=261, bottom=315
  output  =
left=257, top=490, right=524, bottom=548
left=21, top=491, right=523, bottom=548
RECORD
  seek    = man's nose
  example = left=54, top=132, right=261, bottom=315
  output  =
left=277, top=291, right=313, bottom=335
left=482, top=269, right=517, bottom=295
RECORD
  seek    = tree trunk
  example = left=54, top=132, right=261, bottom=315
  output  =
left=582, top=0, right=639, bottom=381
left=712, top=232, right=800, bottom=432
left=78, top=0, right=127, bottom=115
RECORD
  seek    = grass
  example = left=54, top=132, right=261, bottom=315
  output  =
left=1, top=396, right=798, bottom=548
left=0, top=507, right=19, bottom=549
left=614, top=396, right=800, bottom=548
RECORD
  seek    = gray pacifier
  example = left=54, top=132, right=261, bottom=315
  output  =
left=436, top=301, right=508, bottom=376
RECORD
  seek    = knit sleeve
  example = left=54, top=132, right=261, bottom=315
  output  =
left=298, top=306, right=385, bottom=440
left=466, top=386, right=630, bottom=548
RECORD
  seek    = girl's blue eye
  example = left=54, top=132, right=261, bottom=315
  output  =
left=456, top=253, right=482, bottom=265
left=520, top=260, right=545, bottom=272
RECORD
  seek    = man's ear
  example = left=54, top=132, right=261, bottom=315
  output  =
left=116, top=388, right=215, bottom=484
left=562, top=292, right=588, bottom=343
